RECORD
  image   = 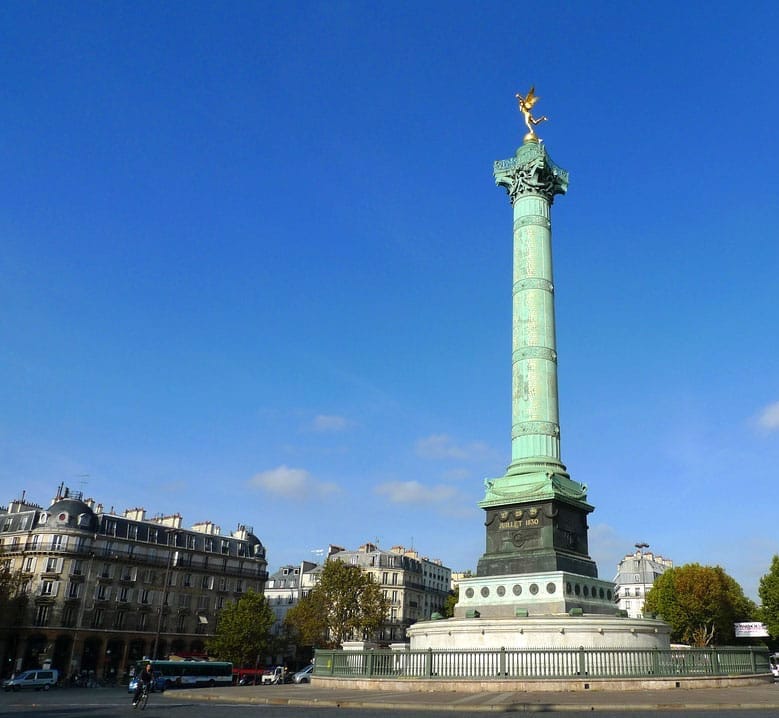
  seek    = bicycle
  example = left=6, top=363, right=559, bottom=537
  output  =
left=132, top=682, right=150, bottom=711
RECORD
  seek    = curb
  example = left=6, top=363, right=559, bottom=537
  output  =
left=167, top=688, right=779, bottom=713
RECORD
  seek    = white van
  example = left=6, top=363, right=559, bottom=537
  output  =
left=2, top=669, right=59, bottom=691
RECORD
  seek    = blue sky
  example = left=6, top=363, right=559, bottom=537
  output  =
left=2, top=2, right=777, bottom=601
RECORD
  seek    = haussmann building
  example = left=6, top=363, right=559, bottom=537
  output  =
left=0, top=486, right=268, bottom=681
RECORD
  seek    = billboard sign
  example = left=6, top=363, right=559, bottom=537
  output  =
left=734, top=621, right=769, bottom=638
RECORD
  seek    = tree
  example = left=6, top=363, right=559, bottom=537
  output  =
left=758, top=554, right=779, bottom=640
left=643, top=563, right=756, bottom=646
left=206, top=590, right=275, bottom=667
left=443, top=587, right=459, bottom=618
left=285, top=559, right=388, bottom=648
left=0, top=555, right=28, bottom=628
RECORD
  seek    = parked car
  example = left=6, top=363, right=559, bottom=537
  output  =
left=127, top=672, right=166, bottom=693
left=261, top=666, right=293, bottom=685
left=292, top=664, right=314, bottom=683
left=3, top=669, right=59, bottom=692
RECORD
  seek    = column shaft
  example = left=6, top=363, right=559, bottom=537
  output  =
left=510, top=194, right=561, bottom=467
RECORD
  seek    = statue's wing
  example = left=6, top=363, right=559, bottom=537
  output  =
left=525, top=86, right=539, bottom=109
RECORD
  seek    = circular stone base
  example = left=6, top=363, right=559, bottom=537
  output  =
left=407, top=614, right=671, bottom=650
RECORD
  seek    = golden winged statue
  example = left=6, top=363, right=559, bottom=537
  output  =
left=515, top=86, right=548, bottom=139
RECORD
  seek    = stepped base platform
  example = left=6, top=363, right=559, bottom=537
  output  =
left=407, top=614, right=671, bottom=651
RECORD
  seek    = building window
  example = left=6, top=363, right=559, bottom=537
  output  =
left=35, top=605, right=50, bottom=626
left=96, top=585, right=109, bottom=601
left=177, top=614, right=187, bottom=632
left=141, top=589, right=151, bottom=604
left=99, top=563, right=111, bottom=579
left=50, top=535, right=63, bottom=551
left=68, top=583, right=80, bottom=599
left=92, top=609, right=103, bottom=628
left=41, top=580, right=55, bottom=596
left=114, top=611, right=126, bottom=629
left=137, top=613, right=148, bottom=630
left=183, top=573, right=191, bottom=587
left=24, top=556, right=35, bottom=572
left=198, top=596, right=210, bottom=610
left=62, top=606, right=76, bottom=627
left=45, top=557, right=59, bottom=572
left=119, top=587, right=130, bottom=602
left=30, top=535, right=39, bottom=550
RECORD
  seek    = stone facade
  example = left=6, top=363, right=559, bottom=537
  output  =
left=265, top=561, right=321, bottom=636
left=0, top=487, right=267, bottom=681
left=613, top=549, right=673, bottom=618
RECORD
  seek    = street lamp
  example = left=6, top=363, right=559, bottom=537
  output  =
left=634, top=542, right=649, bottom=617
left=152, top=532, right=178, bottom=660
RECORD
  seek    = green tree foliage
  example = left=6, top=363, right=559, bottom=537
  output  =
left=644, top=563, right=756, bottom=646
left=443, top=587, right=459, bottom=618
left=285, top=559, right=388, bottom=648
left=758, top=554, right=779, bottom=640
left=206, top=590, right=274, bottom=667
left=0, top=554, right=28, bottom=628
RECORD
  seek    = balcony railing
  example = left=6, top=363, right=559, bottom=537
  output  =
left=314, top=646, right=771, bottom=680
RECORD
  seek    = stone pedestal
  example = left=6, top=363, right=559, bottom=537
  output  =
left=408, top=615, right=671, bottom=651
left=455, top=571, right=615, bottom=618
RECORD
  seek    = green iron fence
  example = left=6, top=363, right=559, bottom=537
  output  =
left=314, top=646, right=770, bottom=680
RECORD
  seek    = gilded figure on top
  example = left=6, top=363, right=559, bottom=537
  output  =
left=515, top=87, right=548, bottom=139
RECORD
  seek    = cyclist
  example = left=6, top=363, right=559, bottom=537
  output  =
left=132, top=663, right=154, bottom=707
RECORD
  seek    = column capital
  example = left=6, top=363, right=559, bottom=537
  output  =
left=494, top=141, right=568, bottom=204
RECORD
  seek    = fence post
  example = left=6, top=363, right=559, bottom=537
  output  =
left=749, top=646, right=757, bottom=674
left=577, top=646, right=586, bottom=676
left=651, top=647, right=659, bottom=675
left=366, top=651, right=374, bottom=677
left=500, top=647, right=506, bottom=676
left=425, top=648, right=433, bottom=678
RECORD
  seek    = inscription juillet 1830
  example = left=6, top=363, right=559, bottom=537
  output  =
left=494, top=507, right=542, bottom=530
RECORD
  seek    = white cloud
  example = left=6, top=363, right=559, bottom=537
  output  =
left=755, top=401, right=779, bottom=432
left=374, top=480, right=458, bottom=505
left=415, top=434, right=491, bottom=461
left=311, top=414, right=350, bottom=432
left=247, top=465, right=339, bottom=498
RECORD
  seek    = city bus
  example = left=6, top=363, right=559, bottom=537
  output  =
left=132, top=660, right=233, bottom=689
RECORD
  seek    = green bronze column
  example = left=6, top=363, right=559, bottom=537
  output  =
left=477, top=92, right=597, bottom=579
left=500, top=139, right=568, bottom=476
